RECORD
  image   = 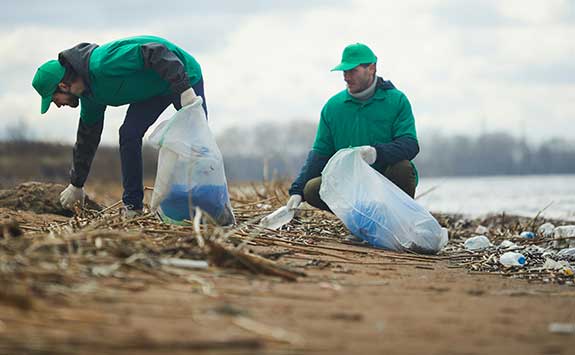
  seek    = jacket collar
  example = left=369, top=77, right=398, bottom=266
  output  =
left=344, top=76, right=395, bottom=104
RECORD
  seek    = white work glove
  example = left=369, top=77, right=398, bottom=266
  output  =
left=180, top=87, right=198, bottom=107
left=59, top=184, right=85, bottom=209
left=286, top=194, right=302, bottom=210
left=357, top=146, right=377, bottom=165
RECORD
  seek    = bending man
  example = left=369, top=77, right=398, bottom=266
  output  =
left=32, top=35, right=206, bottom=217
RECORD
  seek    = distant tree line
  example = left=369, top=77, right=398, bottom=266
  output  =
left=415, top=132, right=575, bottom=176
left=1, top=119, right=575, bottom=187
left=217, top=122, right=575, bottom=179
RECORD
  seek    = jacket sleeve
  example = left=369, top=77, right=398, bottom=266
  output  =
left=70, top=118, right=104, bottom=187
left=140, top=43, right=191, bottom=95
left=288, top=150, right=331, bottom=197
left=373, top=136, right=419, bottom=166
left=373, top=92, right=419, bottom=166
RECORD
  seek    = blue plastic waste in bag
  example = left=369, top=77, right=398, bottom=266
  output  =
left=148, top=98, right=235, bottom=225
left=320, top=148, right=448, bottom=254
left=160, top=184, right=230, bottom=222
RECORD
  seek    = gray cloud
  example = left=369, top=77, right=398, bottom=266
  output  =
left=496, top=61, right=575, bottom=85
left=1, top=1, right=349, bottom=54
left=432, top=0, right=512, bottom=28
left=1, top=1, right=346, bottom=28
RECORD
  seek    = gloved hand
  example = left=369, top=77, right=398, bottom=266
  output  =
left=180, top=87, right=198, bottom=107
left=286, top=194, right=302, bottom=210
left=357, top=146, right=377, bottom=165
left=59, top=184, right=85, bottom=209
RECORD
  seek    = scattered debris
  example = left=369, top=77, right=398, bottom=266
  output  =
left=1, top=180, right=574, bottom=308
left=437, top=213, right=575, bottom=285
left=159, top=258, right=209, bottom=269
left=463, top=235, right=492, bottom=251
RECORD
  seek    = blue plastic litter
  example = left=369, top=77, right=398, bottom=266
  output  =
left=342, top=201, right=440, bottom=254
left=342, top=202, right=396, bottom=250
left=160, top=184, right=228, bottom=222
left=520, top=231, right=535, bottom=239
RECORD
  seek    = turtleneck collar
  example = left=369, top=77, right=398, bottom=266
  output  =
left=348, top=75, right=377, bottom=101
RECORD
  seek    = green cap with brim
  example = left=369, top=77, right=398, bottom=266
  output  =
left=32, top=60, right=65, bottom=114
left=331, top=43, right=377, bottom=71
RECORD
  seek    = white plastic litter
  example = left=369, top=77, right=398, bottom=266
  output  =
left=464, top=235, right=492, bottom=251
left=148, top=98, right=235, bottom=226
left=475, top=225, right=489, bottom=235
left=553, top=225, right=575, bottom=249
left=159, top=258, right=209, bottom=269
left=260, top=206, right=295, bottom=230
left=538, top=222, right=555, bottom=238
left=548, top=323, right=575, bottom=334
left=499, top=240, right=517, bottom=249
left=499, top=252, right=526, bottom=267
left=542, top=258, right=572, bottom=271
left=319, top=148, right=448, bottom=254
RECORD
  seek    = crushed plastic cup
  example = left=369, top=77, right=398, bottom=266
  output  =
left=499, top=252, right=526, bottom=267
left=260, top=206, right=295, bottom=230
left=542, top=258, right=571, bottom=271
left=520, top=231, right=535, bottom=239
left=538, top=222, right=555, bottom=238
left=464, top=235, right=492, bottom=251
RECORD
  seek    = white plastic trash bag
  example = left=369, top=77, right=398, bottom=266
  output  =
left=148, top=98, right=235, bottom=226
left=319, top=148, right=448, bottom=254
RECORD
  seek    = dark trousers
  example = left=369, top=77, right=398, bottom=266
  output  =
left=119, top=78, right=207, bottom=210
left=303, top=160, right=417, bottom=212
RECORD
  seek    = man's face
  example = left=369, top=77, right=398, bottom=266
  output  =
left=343, top=64, right=376, bottom=93
left=51, top=83, right=80, bottom=109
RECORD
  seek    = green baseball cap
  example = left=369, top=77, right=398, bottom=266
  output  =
left=331, top=43, right=377, bottom=71
left=32, top=60, right=65, bottom=114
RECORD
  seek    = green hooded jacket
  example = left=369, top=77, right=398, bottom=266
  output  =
left=59, top=35, right=202, bottom=125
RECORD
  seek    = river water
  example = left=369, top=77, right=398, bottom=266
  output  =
left=416, top=174, right=575, bottom=221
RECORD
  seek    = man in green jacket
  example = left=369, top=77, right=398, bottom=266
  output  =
left=32, top=35, right=206, bottom=216
left=287, top=43, right=419, bottom=212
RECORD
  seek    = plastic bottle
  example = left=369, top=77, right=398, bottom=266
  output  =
left=499, top=252, right=526, bottom=267
left=259, top=206, right=295, bottom=230
left=520, top=231, right=535, bottom=239
left=464, top=235, right=492, bottom=251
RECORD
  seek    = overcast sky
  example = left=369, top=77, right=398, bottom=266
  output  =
left=1, top=0, right=574, bottom=145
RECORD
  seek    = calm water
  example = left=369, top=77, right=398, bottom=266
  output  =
left=416, top=174, right=575, bottom=221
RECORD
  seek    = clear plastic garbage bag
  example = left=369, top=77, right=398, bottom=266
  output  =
left=319, top=148, right=447, bottom=254
left=148, top=98, right=235, bottom=226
